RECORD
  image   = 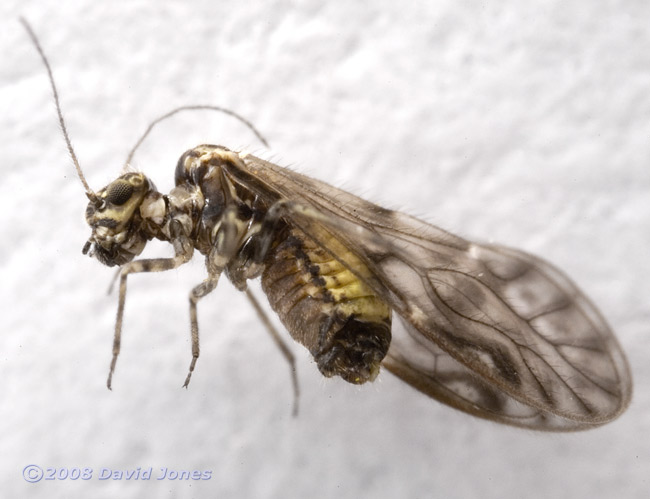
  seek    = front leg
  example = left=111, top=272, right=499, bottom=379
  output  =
left=108, top=230, right=194, bottom=389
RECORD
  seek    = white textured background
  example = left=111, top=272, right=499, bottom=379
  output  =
left=2, top=1, right=649, bottom=498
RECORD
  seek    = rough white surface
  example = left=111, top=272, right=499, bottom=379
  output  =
left=2, top=1, right=649, bottom=498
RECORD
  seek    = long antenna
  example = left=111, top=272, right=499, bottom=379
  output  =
left=124, top=105, right=270, bottom=169
left=20, top=17, right=97, bottom=201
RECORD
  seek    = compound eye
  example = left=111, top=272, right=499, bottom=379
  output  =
left=105, top=181, right=134, bottom=205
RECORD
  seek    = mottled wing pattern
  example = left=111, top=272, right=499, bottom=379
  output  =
left=387, top=316, right=573, bottom=430
left=233, top=154, right=631, bottom=430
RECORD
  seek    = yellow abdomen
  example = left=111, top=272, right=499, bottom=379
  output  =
left=262, top=226, right=392, bottom=384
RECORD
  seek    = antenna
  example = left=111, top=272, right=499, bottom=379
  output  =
left=21, top=18, right=269, bottom=193
left=124, top=105, right=270, bottom=169
left=20, top=18, right=97, bottom=202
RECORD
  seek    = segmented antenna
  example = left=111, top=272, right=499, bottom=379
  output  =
left=20, top=18, right=97, bottom=202
left=124, top=105, right=270, bottom=169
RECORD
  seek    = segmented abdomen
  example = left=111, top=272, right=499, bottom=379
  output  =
left=261, top=226, right=392, bottom=384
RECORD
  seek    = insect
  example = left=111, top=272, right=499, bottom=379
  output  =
left=22, top=19, right=631, bottom=430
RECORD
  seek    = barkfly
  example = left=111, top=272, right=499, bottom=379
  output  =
left=22, top=19, right=631, bottom=430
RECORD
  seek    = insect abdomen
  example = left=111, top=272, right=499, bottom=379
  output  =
left=261, top=227, right=392, bottom=384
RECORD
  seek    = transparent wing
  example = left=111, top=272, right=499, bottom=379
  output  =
left=386, top=316, right=578, bottom=430
left=233, top=154, right=632, bottom=430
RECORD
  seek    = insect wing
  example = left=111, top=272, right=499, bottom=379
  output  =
left=233, top=155, right=632, bottom=429
left=388, top=316, right=572, bottom=430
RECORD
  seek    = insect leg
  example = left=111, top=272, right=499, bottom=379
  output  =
left=182, top=204, right=247, bottom=387
left=184, top=269, right=222, bottom=388
left=108, top=229, right=194, bottom=389
left=230, top=199, right=305, bottom=271
left=106, top=267, right=121, bottom=295
left=244, top=288, right=300, bottom=416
